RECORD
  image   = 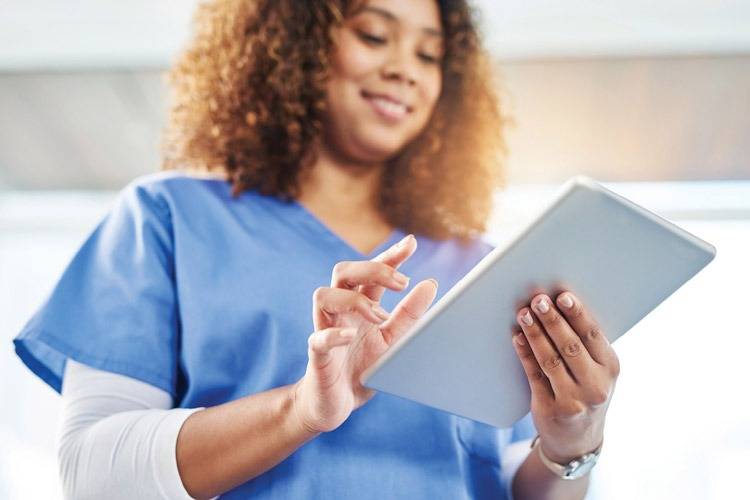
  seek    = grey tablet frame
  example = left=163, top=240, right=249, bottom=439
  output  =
left=361, top=176, right=716, bottom=428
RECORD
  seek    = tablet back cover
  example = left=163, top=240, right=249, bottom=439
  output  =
left=361, top=177, right=716, bottom=428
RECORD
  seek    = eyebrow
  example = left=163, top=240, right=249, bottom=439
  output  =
left=359, top=5, right=443, bottom=38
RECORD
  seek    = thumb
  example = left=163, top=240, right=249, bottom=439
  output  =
left=379, top=278, right=438, bottom=346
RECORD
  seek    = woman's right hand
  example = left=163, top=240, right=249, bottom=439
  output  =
left=293, top=234, right=439, bottom=433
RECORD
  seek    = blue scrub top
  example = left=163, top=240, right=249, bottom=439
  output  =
left=13, top=171, right=535, bottom=499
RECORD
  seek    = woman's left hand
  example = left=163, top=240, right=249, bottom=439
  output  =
left=512, top=291, right=621, bottom=464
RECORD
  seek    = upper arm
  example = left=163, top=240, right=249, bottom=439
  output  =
left=57, top=359, right=201, bottom=500
left=58, top=357, right=173, bottom=456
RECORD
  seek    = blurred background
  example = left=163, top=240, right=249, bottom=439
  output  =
left=2, top=0, right=748, bottom=498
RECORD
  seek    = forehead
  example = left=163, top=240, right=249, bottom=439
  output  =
left=349, top=0, right=443, bottom=35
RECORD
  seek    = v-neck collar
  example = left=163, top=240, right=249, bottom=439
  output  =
left=287, top=197, right=404, bottom=260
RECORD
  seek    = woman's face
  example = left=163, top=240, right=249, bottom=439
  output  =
left=324, top=0, right=444, bottom=163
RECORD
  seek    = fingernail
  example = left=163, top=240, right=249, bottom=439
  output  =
left=372, top=303, right=390, bottom=321
left=559, top=294, right=574, bottom=309
left=428, top=278, right=438, bottom=288
left=396, top=234, right=414, bottom=248
left=535, top=298, right=549, bottom=314
left=520, top=310, right=533, bottom=326
left=514, top=331, right=526, bottom=345
left=394, top=271, right=410, bottom=285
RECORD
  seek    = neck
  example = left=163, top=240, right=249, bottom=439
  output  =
left=297, top=142, right=388, bottom=227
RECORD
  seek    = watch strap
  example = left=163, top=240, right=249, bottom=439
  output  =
left=530, top=435, right=603, bottom=480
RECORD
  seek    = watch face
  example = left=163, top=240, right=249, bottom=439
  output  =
left=564, top=453, right=598, bottom=479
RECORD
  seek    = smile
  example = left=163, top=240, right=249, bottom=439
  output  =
left=361, top=90, right=412, bottom=122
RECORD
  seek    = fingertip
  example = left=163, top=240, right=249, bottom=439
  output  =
left=557, top=292, right=575, bottom=309
left=400, top=235, right=417, bottom=260
left=395, top=233, right=415, bottom=250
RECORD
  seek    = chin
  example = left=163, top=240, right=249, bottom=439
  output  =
left=356, top=141, right=405, bottom=162
left=348, top=127, right=418, bottom=162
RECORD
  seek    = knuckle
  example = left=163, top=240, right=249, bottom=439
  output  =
left=584, top=325, right=603, bottom=342
left=400, top=304, right=420, bottom=321
left=312, top=286, right=328, bottom=302
left=520, top=349, right=537, bottom=361
left=332, top=261, right=351, bottom=275
left=360, top=297, right=382, bottom=317
left=555, top=401, right=587, bottom=420
left=361, top=295, right=377, bottom=310
left=331, top=261, right=345, bottom=279
left=543, top=355, right=563, bottom=371
left=368, top=265, right=392, bottom=285
left=562, top=341, right=582, bottom=358
left=307, top=332, right=321, bottom=350
left=569, top=301, right=585, bottom=318
left=374, top=261, right=391, bottom=274
left=531, top=370, right=546, bottom=382
left=525, top=326, right=542, bottom=338
left=545, top=311, right=562, bottom=325
left=587, top=388, right=610, bottom=406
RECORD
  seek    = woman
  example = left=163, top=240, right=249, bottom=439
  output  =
left=13, top=0, right=620, bottom=498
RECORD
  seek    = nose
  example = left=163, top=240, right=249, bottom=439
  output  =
left=380, top=44, right=417, bottom=86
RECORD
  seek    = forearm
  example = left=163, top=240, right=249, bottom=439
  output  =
left=60, top=359, right=321, bottom=500
left=511, top=447, right=590, bottom=500
left=176, top=379, right=320, bottom=499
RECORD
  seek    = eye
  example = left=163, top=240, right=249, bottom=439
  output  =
left=418, top=52, right=440, bottom=64
left=356, top=30, right=387, bottom=45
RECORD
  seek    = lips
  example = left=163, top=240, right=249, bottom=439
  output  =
left=361, top=90, right=413, bottom=122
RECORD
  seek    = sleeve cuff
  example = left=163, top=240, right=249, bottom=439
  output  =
left=501, top=437, right=534, bottom=500
left=152, top=407, right=216, bottom=500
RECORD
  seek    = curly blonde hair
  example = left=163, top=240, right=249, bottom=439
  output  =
left=161, top=0, right=506, bottom=241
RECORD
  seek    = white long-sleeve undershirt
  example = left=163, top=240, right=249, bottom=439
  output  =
left=58, top=358, right=532, bottom=500
left=58, top=358, right=207, bottom=500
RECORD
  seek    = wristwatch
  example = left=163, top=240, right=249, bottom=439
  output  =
left=530, top=435, right=603, bottom=480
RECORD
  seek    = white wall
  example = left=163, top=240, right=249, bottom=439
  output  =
left=2, top=0, right=750, bottom=70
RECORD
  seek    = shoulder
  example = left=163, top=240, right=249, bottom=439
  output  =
left=116, top=171, right=290, bottom=237
left=122, top=170, right=229, bottom=202
left=113, top=170, right=241, bottom=220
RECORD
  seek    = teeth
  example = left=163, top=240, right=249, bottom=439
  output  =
left=370, top=96, right=407, bottom=117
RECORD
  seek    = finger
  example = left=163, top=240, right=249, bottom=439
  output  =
left=511, top=327, right=554, bottom=400
left=312, top=287, right=390, bottom=331
left=528, top=294, right=597, bottom=384
left=554, top=291, right=615, bottom=366
left=378, top=279, right=438, bottom=346
left=307, top=327, right=357, bottom=368
left=359, top=234, right=417, bottom=302
left=330, top=260, right=410, bottom=292
left=516, top=307, right=575, bottom=397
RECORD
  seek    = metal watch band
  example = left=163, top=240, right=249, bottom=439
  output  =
left=530, top=435, right=603, bottom=480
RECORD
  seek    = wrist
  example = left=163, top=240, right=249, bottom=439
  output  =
left=539, top=431, right=604, bottom=464
left=290, top=380, right=323, bottom=437
left=531, top=434, right=603, bottom=480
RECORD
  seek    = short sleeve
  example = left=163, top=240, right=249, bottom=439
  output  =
left=509, top=411, right=536, bottom=443
left=500, top=412, right=537, bottom=500
left=457, top=411, right=537, bottom=500
left=13, top=181, right=180, bottom=399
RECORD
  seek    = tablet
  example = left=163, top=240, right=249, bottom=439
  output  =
left=360, top=176, right=716, bottom=428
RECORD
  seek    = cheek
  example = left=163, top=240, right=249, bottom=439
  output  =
left=425, top=72, right=442, bottom=111
left=414, top=73, right=442, bottom=125
left=330, top=35, right=378, bottom=81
